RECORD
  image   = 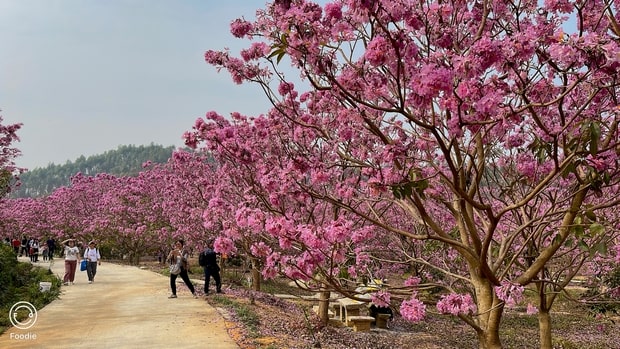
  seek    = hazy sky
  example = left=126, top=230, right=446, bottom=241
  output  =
left=1, top=0, right=273, bottom=169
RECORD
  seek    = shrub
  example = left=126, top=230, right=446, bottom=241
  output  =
left=582, top=267, right=620, bottom=315
left=0, top=247, right=61, bottom=334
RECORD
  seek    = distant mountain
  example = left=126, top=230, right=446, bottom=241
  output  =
left=11, top=143, right=176, bottom=198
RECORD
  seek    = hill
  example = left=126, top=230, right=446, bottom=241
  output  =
left=11, top=143, right=175, bottom=198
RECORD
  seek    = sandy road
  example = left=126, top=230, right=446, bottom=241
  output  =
left=0, top=257, right=239, bottom=349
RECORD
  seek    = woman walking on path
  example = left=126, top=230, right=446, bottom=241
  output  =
left=62, top=239, right=80, bottom=285
left=167, top=239, right=197, bottom=298
left=84, top=240, right=102, bottom=283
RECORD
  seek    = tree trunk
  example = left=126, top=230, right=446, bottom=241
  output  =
left=317, top=289, right=331, bottom=325
left=250, top=258, right=261, bottom=291
left=477, top=331, right=503, bottom=349
left=473, top=277, right=504, bottom=349
left=538, top=310, right=552, bottom=349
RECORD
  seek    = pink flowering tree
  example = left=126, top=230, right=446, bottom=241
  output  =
left=185, top=110, right=420, bottom=322
left=97, top=170, right=178, bottom=264
left=0, top=115, right=23, bottom=198
left=190, top=1, right=620, bottom=348
left=156, top=151, right=219, bottom=249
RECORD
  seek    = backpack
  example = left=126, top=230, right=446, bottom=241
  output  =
left=198, top=250, right=207, bottom=267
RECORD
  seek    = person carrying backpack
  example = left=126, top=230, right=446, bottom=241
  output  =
left=199, top=238, right=222, bottom=295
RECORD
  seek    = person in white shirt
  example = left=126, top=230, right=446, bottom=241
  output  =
left=62, top=239, right=80, bottom=285
left=84, top=241, right=102, bottom=284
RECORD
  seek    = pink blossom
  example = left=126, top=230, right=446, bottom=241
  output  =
left=400, top=297, right=426, bottom=322
left=347, top=265, right=358, bottom=278
left=404, top=276, right=421, bottom=287
left=526, top=303, right=538, bottom=315
left=240, top=42, right=269, bottom=62
left=494, top=281, right=524, bottom=308
left=436, top=293, right=477, bottom=316
left=324, top=3, right=342, bottom=21
left=250, top=241, right=272, bottom=258
left=371, top=291, right=391, bottom=308
left=214, top=237, right=236, bottom=255
left=543, top=0, right=574, bottom=13
left=365, top=36, right=390, bottom=66
left=278, top=81, right=295, bottom=96
left=230, top=18, right=253, bottom=38
left=262, top=252, right=280, bottom=279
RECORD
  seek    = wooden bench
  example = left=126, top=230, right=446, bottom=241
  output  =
left=375, top=313, right=391, bottom=329
left=348, top=316, right=375, bottom=332
left=337, top=298, right=366, bottom=326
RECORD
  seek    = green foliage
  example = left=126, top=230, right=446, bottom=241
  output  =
left=0, top=245, right=61, bottom=334
left=0, top=244, right=18, bottom=305
left=268, top=36, right=289, bottom=64
left=11, top=143, right=177, bottom=198
left=210, top=294, right=260, bottom=337
left=583, top=266, right=620, bottom=315
left=0, top=169, right=12, bottom=198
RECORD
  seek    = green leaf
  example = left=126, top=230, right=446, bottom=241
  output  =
left=589, top=223, right=605, bottom=236
left=574, top=224, right=585, bottom=238
left=584, top=207, right=597, bottom=221
left=592, top=242, right=608, bottom=256
left=276, top=50, right=286, bottom=64
left=589, top=122, right=601, bottom=155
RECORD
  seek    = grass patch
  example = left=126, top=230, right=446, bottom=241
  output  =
left=210, top=294, right=261, bottom=338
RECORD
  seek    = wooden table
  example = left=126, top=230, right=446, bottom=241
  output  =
left=337, top=298, right=366, bottom=326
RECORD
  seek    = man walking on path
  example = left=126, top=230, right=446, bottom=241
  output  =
left=0, top=256, right=240, bottom=349
left=199, top=238, right=222, bottom=295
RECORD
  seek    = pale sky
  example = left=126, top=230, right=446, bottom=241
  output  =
left=0, top=0, right=273, bottom=169
left=1, top=1, right=578, bottom=171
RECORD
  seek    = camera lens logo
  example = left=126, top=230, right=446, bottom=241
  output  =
left=9, top=301, right=38, bottom=330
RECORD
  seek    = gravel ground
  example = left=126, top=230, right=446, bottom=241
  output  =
left=137, top=261, right=617, bottom=349
left=206, top=289, right=619, bottom=349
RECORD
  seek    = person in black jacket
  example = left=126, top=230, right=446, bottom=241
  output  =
left=199, top=239, right=222, bottom=295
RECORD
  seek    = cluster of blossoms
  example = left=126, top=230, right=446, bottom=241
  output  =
left=494, top=281, right=525, bottom=308
left=436, top=293, right=477, bottom=316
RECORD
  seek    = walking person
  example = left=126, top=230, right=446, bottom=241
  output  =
left=61, top=239, right=80, bottom=285
left=20, top=236, right=28, bottom=257
left=84, top=240, right=102, bottom=283
left=41, top=243, right=49, bottom=261
left=33, top=238, right=40, bottom=262
left=11, top=237, right=20, bottom=255
left=46, top=237, right=56, bottom=260
left=167, top=239, right=197, bottom=299
left=29, top=238, right=39, bottom=262
left=199, top=239, right=222, bottom=295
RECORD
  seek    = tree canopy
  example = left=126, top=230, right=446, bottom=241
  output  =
left=1, top=2, right=619, bottom=349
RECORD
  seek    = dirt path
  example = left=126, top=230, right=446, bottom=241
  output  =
left=0, top=257, right=240, bottom=349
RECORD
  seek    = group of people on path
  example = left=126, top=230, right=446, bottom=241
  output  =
left=6, top=236, right=57, bottom=262
left=24, top=235, right=221, bottom=297
left=167, top=238, right=222, bottom=299
left=61, top=239, right=102, bottom=285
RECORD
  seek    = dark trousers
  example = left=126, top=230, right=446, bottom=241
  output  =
left=86, top=261, right=98, bottom=281
left=204, top=267, right=222, bottom=293
left=170, top=268, right=195, bottom=295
